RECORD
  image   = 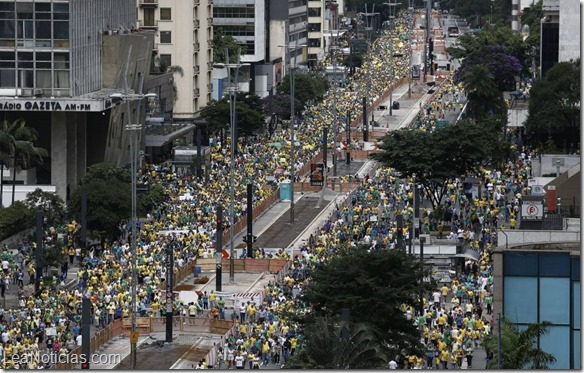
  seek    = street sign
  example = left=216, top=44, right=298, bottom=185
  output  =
left=130, top=331, right=139, bottom=344
left=521, top=200, right=543, bottom=220
left=310, top=163, right=324, bottom=186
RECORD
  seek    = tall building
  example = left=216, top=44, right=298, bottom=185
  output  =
left=493, top=241, right=581, bottom=369
left=137, top=0, right=213, bottom=120
left=0, top=0, right=176, bottom=203
left=539, top=0, right=580, bottom=78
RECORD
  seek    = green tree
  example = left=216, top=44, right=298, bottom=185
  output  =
left=284, top=317, right=387, bottom=369
left=68, top=163, right=132, bottom=240
left=483, top=319, right=556, bottom=369
left=371, top=118, right=510, bottom=208
left=151, top=56, right=184, bottom=102
left=212, top=28, right=243, bottom=64
left=23, top=188, right=66, bottom=228
left=299, top=246, right=430, bottom=359
left=200, top=94, right=265, bottom=136
left=8, top=121, right=48, bottom=205
left=277, top=72, right=329, bottom=110
left=0, top=119, right=18, bottom=207
left=461, top=64, right=506, bottom=118
left=138, top=182, right=166, bottom=216
left=261, top=94, right=299, bottom=120
left=524, top=59, right=580, bottom=152
left=0, top=201, right=31, bottom=240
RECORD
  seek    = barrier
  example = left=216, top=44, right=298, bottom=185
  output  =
left=194, top=258, right=288, bottom=274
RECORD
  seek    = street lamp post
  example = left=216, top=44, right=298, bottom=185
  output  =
left=110, top=79, right=157, bottom=370
left=214, top=48, right=244, bottom=283
left=279, top=40, right=307, bottom=222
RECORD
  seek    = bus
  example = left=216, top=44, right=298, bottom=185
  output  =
left=448, top=26, right=460, bottom=37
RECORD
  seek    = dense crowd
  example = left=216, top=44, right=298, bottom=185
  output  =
left=0, top=7, right=535, bottom=370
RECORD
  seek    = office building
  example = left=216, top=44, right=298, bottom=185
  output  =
left=137, top=0, right=214, bottom=119
left=493, top=241, right=581, bottom=369
left=0, top=0, right=169, bottom=203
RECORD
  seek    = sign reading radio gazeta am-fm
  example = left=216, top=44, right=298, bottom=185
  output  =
left=0, top=98, right=112, bottom=112
left=521, top=200, right=543, bottom=220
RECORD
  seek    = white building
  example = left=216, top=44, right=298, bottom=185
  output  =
left=137, top=0, right=214, bottom=119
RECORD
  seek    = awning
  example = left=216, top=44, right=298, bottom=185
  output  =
left=454, top=249, right=480, bottom=261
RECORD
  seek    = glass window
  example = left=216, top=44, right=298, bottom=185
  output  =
left=574, top=330, right=581, bottom=369
left=53, top=3, right=69, bottom=13
left=16, top=2, right=33, bottom=15
left=17, top=20, right=33, bottom=39
left=504, top=276, right=537, bottom=324
left=36, top=70, right=51, bottom=88
left=54, top=53, right=69, bottom=69
left=0, top=2, right=15, bottom=11
left=55, top=71, right=69, bottom=88
left=54, top=21, right=69, bottom=39
left=36, top=52, right=50, bottom=61
left=539, top=254, right=570, bottom=277
left=539, top=326, right=570, bottom=369
left=35, top=20, right=51, bottom=39
left=0, top=69, right=15, bottom=87
left=17, top=52, right=33, bottom=68
left=34, top=3, right=51, bottom=12
left=539, top=277, right=570, bottom=325
left=574, top=282, right=580, bottom=330
left=0, top=19, right=14, bottom=39
left=18, top=69, right=33, bottom=87
left=160, top=31, right=171, bottom=44
left=572, top=258, right=580, bottom=281
left=160, top=8, right=171, bottom=20
left=504, top=252, right=538, bottom=276
left=159, top=54, right=171, bottom=66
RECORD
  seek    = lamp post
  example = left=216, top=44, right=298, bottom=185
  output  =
left=213, top=48, right=244, bottom=283
left=279, top=40, right=307, bottom=222
left=110, top=80, right=157, bottom=370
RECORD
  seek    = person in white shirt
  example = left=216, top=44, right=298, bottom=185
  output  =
left=432, top=290, right=441, bottom=307
left=388, top=360, right=398, bottom=369
left=234, top=353, right=245, bottom=369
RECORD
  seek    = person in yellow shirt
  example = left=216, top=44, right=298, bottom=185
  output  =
left=441, top=284, right=449, bottom=304
left=440, top=349, right=449, bottom=369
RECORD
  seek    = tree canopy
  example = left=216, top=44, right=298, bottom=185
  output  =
left=298, top=247, right=431, bottom=358
left=212, top=28, right=243, bottom=64
left=483, top=319, right=556, bottom=369
left=371, top=118, right=510, bottom=207
left=524, top=59, right=580, bottom=152
left=200, top=93, right=266, bottom=136
left=284, top=317, right=387, bottom=369
left=277, top=71, right=329, bottom=111
left=23, top=188, right=66, bottom=228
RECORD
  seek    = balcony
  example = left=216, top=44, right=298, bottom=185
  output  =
left=152, top=42, right=158, bottom=53
left=193, top=42, right=200, bottom=51
left=139, top=0, right=158, bottom=7
left=207, top=61, right=214, bottom=70
left=207, top=17, right=213, bottom=26
left=194, top=66, right=200, bottom=75
left=138, top=19, right=159, bottom=30
left=193, top=19, right=200, bottom=28
left=193, top=88, right=200, bottom=97
left=193, top=0, right=200, bottom=5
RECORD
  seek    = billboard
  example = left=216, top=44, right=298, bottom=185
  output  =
left=310, top=163, right=324, bottom=186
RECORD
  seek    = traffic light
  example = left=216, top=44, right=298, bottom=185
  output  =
left=428, top=38, right=433, bottom=54
left=396, top=214, right=404, bottom=240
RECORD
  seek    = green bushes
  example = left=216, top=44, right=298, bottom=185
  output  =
left=0, top=201, right=32, bottom=241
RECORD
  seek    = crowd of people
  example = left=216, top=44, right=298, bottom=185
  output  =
left=0, top=7, right=538, bottom=370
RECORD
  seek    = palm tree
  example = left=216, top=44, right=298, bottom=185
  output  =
left=483, top=319, right=556, bottom=369
left=461, top=64, right=503, bottom=119
left=6, top=120, right=48, bottom=205
left=0, top=119, right=19, bottom=207
left=284, top=317, right=387, bottom=369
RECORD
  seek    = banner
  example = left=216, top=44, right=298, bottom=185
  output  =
left=310, top=163, right=324, bottom=186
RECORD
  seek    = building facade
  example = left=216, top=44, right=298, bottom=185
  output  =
left=0, top=0, right=160, bottom=203
left=137, top=0, right=213, bottom=119
left=540, top=0, right=580, bottom=78
left=493, top=242, right=581, bottom=369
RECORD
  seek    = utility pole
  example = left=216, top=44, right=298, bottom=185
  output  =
left=35, top=210, right=43, bottom=294
left=279, top=39, right=307, bottom=222
left=316, top=127, right=328, bottom=209
left=423, top=0, right=431, bottom=82
left=165, top=240, right=174, bottom=343
left=498, top=313, right=502, bottom=368
left=245, top=183, right=254, bottom=257
left=345, top=110, right=351, bottom=165
left=215, top=204, right=223, bottom=291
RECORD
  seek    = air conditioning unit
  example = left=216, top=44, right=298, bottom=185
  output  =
left=21, top=89, right=34, bottom=96
left=34, top=89, right=42, bottom=96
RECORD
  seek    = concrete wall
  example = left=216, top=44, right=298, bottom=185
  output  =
left=507, top=108, right=527, bottom=127
left=533, top=154, right=580, bottom=176
left=558, top=0, right=581, bottom=63
left=102, top=33, right=153, bottom=166
left=498, top=230, right=581, bottom=247
left=70, top=0, right=137, bottom=96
